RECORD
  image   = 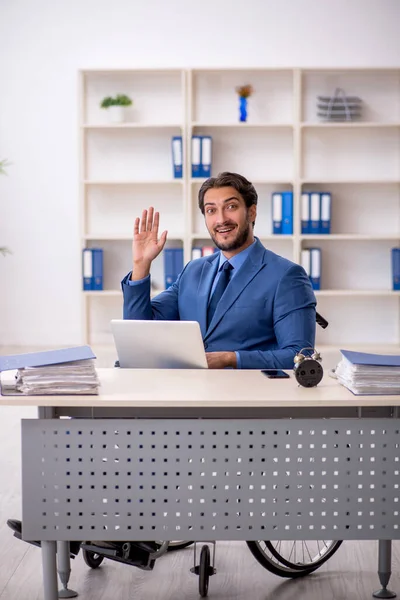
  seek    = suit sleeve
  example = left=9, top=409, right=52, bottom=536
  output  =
left=121, top=272, right=181, bottom=321
left=236, top=264, right=316, bottom=369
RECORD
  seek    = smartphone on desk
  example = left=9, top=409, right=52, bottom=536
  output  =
left=261, top=369, right=290, bottom=379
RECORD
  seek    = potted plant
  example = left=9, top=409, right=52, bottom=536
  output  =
left=100, top=94, right=133, bottom=123
left=235, top=84, right=254, bottom=122
left=0, top=159, right=11, bottom=256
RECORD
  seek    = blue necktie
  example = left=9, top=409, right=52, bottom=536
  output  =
left=207, top=261, right=233, bottom=327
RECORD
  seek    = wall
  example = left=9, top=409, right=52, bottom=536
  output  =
left=0, top=0, right=399, bottom=346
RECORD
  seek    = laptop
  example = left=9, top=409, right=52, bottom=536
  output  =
left=111, top=320, right=208, bottom=369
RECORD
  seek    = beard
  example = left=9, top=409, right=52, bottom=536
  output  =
left=209, top=219, right=252, bottom=252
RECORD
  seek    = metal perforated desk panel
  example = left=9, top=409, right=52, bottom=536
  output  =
left=22, top=417, right=400, bottom=542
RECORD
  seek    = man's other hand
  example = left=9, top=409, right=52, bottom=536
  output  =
left=206, top=351, right=237, bottom=369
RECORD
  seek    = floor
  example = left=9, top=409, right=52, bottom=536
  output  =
left=0, top=345, right=398, bottom=599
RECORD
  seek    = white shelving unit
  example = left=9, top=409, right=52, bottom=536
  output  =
left=80, top=67, right=400, bottom=350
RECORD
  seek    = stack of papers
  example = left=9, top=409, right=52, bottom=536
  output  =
left=335, top=349, right=400, bottom=395
left=16, top=359, right=99, bottom=395
left=0, top=346, right=99, bottom=396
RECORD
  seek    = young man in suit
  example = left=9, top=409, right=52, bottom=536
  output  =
left=122, top=171, right=316, bottom=369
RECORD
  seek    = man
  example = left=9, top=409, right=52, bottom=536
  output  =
left=122, top=171, right=316, bottom=369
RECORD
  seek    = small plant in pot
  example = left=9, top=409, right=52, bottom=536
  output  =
left=100, top=94, right=133, bottom=123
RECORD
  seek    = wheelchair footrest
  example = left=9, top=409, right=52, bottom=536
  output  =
left=81, top=541, right=158, bottom=571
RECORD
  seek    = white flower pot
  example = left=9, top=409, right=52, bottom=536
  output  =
left=108, top=105, right=125, bottom=123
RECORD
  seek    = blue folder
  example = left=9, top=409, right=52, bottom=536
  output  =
left=164, top=248, right=184, bottom=289
left=92, top=248, right=103, bottom=291
left=282, top=191, right=293, bottom=235
left=340, top=349, right=400, bottom=367
left=392, top=248, right=400, bottom=291
left=0, top=346, right=96, bottom=372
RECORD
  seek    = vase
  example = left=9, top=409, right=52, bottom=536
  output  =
left=239, top=96, right=248, bottom=122
left=108, top=105, right=125, bottom=123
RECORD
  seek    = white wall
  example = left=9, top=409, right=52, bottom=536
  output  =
left=1, top=0, right=400, bottom=346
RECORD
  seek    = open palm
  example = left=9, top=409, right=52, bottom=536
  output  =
left=133, top=207, right=168, bottom=265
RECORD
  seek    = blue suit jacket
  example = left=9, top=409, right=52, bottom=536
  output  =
left=122, top=239, right=316, bottom=369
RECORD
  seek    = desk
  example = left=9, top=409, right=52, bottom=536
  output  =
left=4, top=369, right=400, bottom=600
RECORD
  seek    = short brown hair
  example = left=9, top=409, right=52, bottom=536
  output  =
left=198, top=171, right=258, bottom=214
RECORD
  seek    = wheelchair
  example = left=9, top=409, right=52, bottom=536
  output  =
left=9, top=311, right=340, bottom=597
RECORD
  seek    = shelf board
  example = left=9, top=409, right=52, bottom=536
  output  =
left=84, top=180, right=183, bottom=186
left=259, top=235, right=294, bottom=241
left=301, top=122, right=400, bottom=129
left=315, top=290, right=400, bottom=297
left=252, top=180, right=293, bottom=186
left=191, top=122, right=293, bottom=129
left=190, top=178, right=293, bottom=185
left=191, top=67, right=294, bottom=73
left=82, top=123, right=183, bottom=130
left=190, top=233, right=213, bottom=240
left=83, top=235, right=184, bottom=241
left=81, top=68, right=184, bottom=74
left=301, top=234, right=400, bottom=241
left=301, top=179, right=400, bottom=185
left=190, top=233, right=295, bottom=241
left=84, top=289, right=164, bottom=298
left=84, top=290, right=121, bottom=297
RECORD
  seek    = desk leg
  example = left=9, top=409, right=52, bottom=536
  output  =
left=42, top=541, right=58, bottom=600
left=373, top=540, right=396, bottom=598
left=57, top=542, right=78, bottom=598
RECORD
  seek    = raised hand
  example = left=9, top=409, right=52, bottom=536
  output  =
left=131, top=207, right=168, bottom=280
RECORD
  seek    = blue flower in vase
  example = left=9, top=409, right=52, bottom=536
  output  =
left=239, top=96, right=248, bottom=122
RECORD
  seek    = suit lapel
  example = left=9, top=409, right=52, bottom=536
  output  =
left=197, top=255, right=219, bottom=338
left=204, top=240, right=267, bottom=339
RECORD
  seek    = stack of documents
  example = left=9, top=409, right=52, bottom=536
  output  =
left=16, top=360, right=99, bottom=395
left=335, top=349, right=400, bottom=395
left=0, top=346, right=99, bottom=396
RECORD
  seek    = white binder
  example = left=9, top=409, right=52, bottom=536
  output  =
left=310, top=193, right=321, bottom=233
left=191, top=247, right=202, bottom=260
left=301, top=249, right=311, bottom=276
left=272, top=193, right=283, bottom=234
left=301, top=192, right=310, bottom=234
left=201, top=136, right=212, bottom=177
left=171, top=136, right=183, bottom=178
left=191, top=136, right=202, bottom=178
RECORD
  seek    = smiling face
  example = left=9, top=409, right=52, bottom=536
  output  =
left=203, top=186, right=257, bottom=257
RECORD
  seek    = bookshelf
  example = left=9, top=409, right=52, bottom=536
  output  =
left=79, top=67, right=400, bottom=351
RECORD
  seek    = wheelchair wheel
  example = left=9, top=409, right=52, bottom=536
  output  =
left=167, top=541, right=194, bottom=552
left=246, top=540, right=343, bottom=578
left=82, top=549, right=105, bottom=569
left=155, top=541, right=194, bottom=552
left=199, top=544, right=211, bottom=597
